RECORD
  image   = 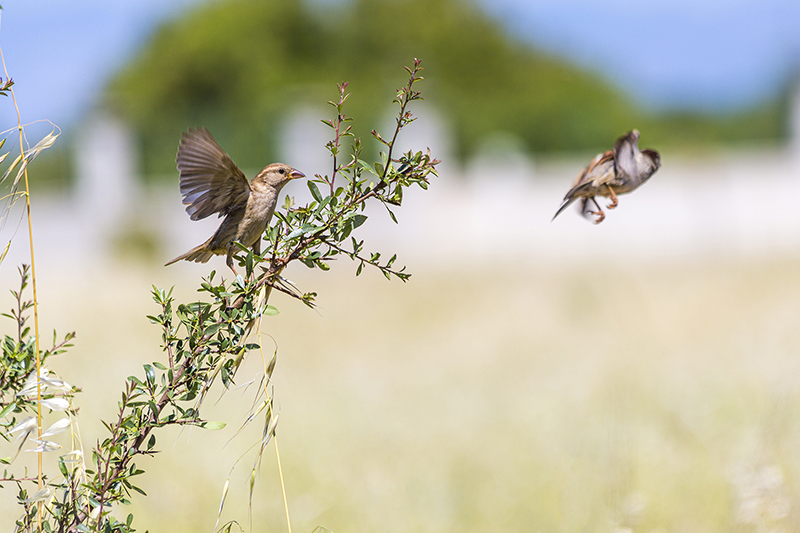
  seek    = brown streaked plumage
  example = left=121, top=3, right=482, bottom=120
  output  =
left=165, top=127, right=305, bottom=272
left=552, top=130, right=661, bottom=224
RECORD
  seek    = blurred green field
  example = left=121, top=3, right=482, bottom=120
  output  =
left=3, top=254, right=800, bottom=532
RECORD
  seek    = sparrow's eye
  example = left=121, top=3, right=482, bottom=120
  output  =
left=278, top=168, right=285, bottom=175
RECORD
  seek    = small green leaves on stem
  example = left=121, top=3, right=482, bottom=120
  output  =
left=260, top=58, right=438, bottom=299
left=0, top=266, right=75, bottom=415
left=37, top=58, right=438, bottom=533
left=0, top=266, right=80, bottom=532
left=0, top=77, right=13, bottom=97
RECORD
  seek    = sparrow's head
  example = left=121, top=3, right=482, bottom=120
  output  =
left=255, top=163, right=306, bottom=189
left=641, top=149, right=661, bottom=175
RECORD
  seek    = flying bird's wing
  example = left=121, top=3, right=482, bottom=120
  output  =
left=570, top=151, right=612, bottom=188
left=176, top=128, right=251, bottom=221
left=613, top=130, right=640, bottom=180
left=565, top=151, right=616, bottom=198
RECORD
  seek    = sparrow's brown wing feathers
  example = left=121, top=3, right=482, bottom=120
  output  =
left=571, top=150, right=613, bottom=188
left=552, top=151, right=615, bottom=221
left=568, top=151, right=615, bottom=194
left=177, top=128, right=251, bottom=221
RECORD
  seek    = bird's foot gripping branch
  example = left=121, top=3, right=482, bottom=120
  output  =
left=68, top=59, right=437, bottom=532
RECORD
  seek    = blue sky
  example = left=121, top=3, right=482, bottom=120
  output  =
left=1, top=0, right=799, bottom=129
left=486, top=0, right=800, bottom=110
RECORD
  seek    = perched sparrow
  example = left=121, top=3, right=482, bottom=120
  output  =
left=165, top=127, right=305, bottom=272
left=552, top=130, right=661, bottom=224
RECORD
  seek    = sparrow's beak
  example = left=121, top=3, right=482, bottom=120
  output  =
left=290, top=169, right=306, bottom=180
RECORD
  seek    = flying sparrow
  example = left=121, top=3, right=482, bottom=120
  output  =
left=552, top=130, right=661, bottom=224
left=165, top=127, right=305, bottom=272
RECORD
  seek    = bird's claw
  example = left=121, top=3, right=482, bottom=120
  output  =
left=589, top=210, right=605, bottom=224
left=605, top=186, right=619, bottom=209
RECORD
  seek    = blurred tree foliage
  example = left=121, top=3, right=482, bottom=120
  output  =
left=105, top=0, right=787, bottom=178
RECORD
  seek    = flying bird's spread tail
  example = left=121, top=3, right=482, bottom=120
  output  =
left=552, top=197, right=578, bottom=221
left=164, top=237, right=215, bottom=266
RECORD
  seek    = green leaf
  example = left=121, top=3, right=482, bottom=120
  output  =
left=308, top=181, right=323, bottom=202
left=58, top=458, right=68, bottom=477
left=200, top=421, right=227, bottom=431
left=245, top=249, right=254, bottom=273
left=314, top=194, right=331, bottom=216
left=286, top=223, right=319, bottom=240
left=0, top=240, right=10, bottom=267
left=358, top=159, right=375, bottom=174
left=204, top=322, right=223, bottom=336
left=340, top=220, right=353, bottom=240
left=264, top=305, right=280, bottom=316
left=0, top=402, right=15, bottom=418
left=286, top=226, right=305, bottom=240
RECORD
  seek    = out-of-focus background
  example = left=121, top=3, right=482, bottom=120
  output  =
left=2, top=0, right=800, bottom=530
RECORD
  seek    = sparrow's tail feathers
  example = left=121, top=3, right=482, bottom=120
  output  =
left=552, top=196, right=577, bottom=221
left=164, top=239, right=216, bottom=266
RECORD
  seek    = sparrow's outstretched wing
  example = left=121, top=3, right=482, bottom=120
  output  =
left=613, top=130, right=640, bottom=181
left=176, top=128, right=251, bottom=221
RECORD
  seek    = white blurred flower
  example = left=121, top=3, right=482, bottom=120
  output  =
left=61, top=449, right=83, bottom=463
left=39, top=397, right=69, bottom=411
left=9, top=416, right=36, bottom=437
left=17, top=370, right=42, bottom=397
left=27, top=439, right=62, bottom=453
left=16, top=368, right=70, bottom=397
left=23, top=487, right=54, bottom=504
left=732, top=462, right=791, bottom=525
left=40, top=374, right=72, bottom=392
left=40, top=417, right=71, bottom=437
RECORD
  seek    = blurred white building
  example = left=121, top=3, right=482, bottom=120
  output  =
left=74, top=112, right=139, bottom=242
left=3, top=97, right=800, bottom=275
